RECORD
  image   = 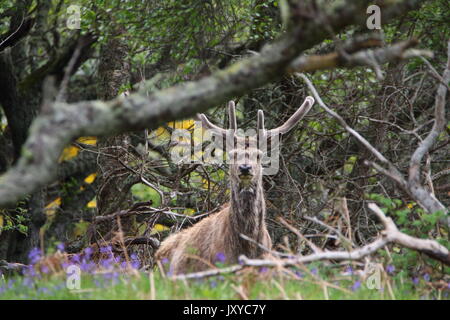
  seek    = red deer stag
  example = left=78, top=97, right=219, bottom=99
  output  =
left=155, top=96, right=315, bottom=274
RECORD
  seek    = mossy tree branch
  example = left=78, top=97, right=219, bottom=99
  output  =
left=0, top=0, right=426, bottom=208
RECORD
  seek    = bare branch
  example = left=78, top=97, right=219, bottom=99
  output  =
left=289, top=38, right=431, bottom=77
left=408, top=40, right=450, bottom=216
left=299, top=71, right=448, bottom=225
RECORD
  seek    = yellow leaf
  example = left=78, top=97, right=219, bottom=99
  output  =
left=168, top=119, right=195, bottom=130
left=0, top=215, right=3, bottom=234
left=202, top=178, right=215, bottom=189
left=45, top=197, right=62, bottom=216
left=84, top=173, right=97, bottom=184
left=87, top=199, right=97, bottom=208
left=45, top=197, right=62, bottom=208
left=77, top=136, right=97, bottom=145
left=149, top=127, right=170, bottom=145
left=59, top=146, right=80, bottom=162
left=152, top=224, right=169, bottom=232
left=184, top=208, right=196, bottom=216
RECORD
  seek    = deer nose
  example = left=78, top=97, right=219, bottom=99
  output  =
left=239, top=164, right=252, bottom=174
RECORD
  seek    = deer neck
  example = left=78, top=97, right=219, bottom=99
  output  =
left=227, top=176, right=266, bottom=257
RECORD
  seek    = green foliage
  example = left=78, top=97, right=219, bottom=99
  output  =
left=367, top=193, right=449, bottom=280
left=0, top=205, right=29, bottom=236
left=131, top=183, right=162, bottom=207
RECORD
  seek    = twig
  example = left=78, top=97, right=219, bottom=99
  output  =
left=239, top=233, right=292, bottom=258
left=277, top=216, right=323, bottom=254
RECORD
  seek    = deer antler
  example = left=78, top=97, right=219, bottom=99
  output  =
left=199, top=96, right=315, bottom=138
left=198, top=101, right=236, bottom=137
left=228, top=101, right=237, bottom=131
left=265, top=96, right=314, bottom=136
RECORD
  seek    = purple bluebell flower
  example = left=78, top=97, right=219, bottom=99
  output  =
left=100, top=245, right=112, bottom=254
left=130, top=253, right=138, bottom=261
left=80, top=260, right=96, bottom=273
left=310, top=267, right=318, bottom=275
left=40, top=265, right=50, bottom=274
left=28, top=248, right=41, bottom=265
left=210, top=280, right=218, bottom=288
left=114, top=255, right=122, bottom=264
left=344, top=266, right=353, bottom=275
left=259, top=267, right=269, bottom=273
left=102, top=272, right=119, bottom=286
left=103, top=272, right=114, bottom=280
left=100, top=258, right=114, bottom=269
left=386, top=265, right=395, bottom=274
left=167, top=264, right=175, bottom=277
left=131, top=260, right=140, bottom=269
left=412, top=277, right=419, bottom=285
left=351, top=280, right=361, bottom=291
left=71, top=254, right=81, bottom=264
left=57, top=243, right=65, bottom=252
left=161, top=258, right=169, bottom=265
left=23, top=265, right=37, bottom=278
left=215, top=252, right=226, bottom=263
left=295, top=271, right=304, bottom=279
left=23, top=277, right=34, bottom=288
left=84, top=247, right=93, bottom=258
left=423, top=273, right=430, bottom=282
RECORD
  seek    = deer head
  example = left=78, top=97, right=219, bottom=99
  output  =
left=198, top=96, right=315, bottom=192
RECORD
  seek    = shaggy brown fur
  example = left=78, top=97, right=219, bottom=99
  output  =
left=155, top=153, right=271, bottom=274
left=155, top=97, right=314, bottom=274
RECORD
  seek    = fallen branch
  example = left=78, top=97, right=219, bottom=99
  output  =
left=0, top=260, right=27, bottom=274
left=169, top=203, right=449, bottom=280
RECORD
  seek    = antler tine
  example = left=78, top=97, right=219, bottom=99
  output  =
left=257, top=109, right=265, bottom=131
left=267, top=96, right=314, bottom=136
left=228, top=101, right=237, bottom=130
left=257, top=109, right=266, bottom=148
left=198, top=113, right=227, bottom=136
